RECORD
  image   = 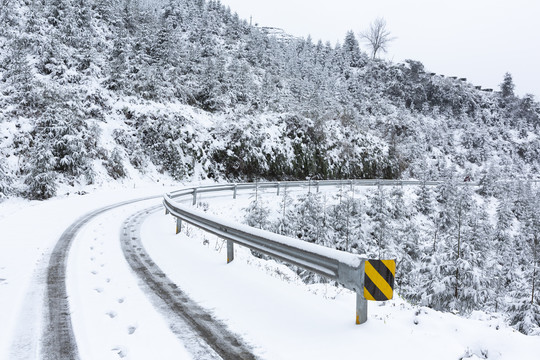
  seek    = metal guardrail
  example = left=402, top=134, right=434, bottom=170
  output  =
left=163, top=180, right=402, bottom=324
left=163, top=179, right=539, bottom=323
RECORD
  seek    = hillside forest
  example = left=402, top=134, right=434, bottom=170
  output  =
left=0, top=0, right=539, bottom=334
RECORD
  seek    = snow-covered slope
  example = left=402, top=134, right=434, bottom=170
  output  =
left=1, top=184, right=539, bottom=359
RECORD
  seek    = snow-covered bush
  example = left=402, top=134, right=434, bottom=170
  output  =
left=103, top=148, right=127, bottom=180
left=23, top=145, right=57, bottom=200
left=0, top=159, right=11, bottom=199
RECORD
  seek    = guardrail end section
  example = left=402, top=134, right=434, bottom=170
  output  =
left=337, top=259, right=365, bottom=293
left=337, top=259, right=368, bottom=325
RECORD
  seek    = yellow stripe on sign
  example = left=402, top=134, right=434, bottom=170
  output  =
left=365, top=261, right=394, bottom=300
left=381, top=259, right=396, bottom=275
left=363, top=287, right=376, bottom=301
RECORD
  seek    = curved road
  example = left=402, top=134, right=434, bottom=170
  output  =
left=42, top=196, right=256, bottom=359
left=121, top=207, right=256, bottom=360
left=42, top=197, right=158, bottom=360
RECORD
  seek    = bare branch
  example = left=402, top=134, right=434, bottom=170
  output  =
left=359, top=17, right=396, bottom=60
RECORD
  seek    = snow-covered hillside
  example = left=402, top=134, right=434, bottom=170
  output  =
left=1, top=0, right=539, bottom=201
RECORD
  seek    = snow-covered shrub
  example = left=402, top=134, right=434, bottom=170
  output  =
left=508, top=300, right=540, bottom=335
left=0, top=159, right=12, bottom=199
left=243, top=198, right=271, bottom=230
left=23, top=145, right=57, bottom=200
left=103, top=148, right=127, bottom=180
left=112, top=129, right=147, bottom=171
left=131, top=112, right=201, bottom=180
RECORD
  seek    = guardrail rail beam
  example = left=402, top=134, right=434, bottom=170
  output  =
left=163, top=181, right=423, bottom=324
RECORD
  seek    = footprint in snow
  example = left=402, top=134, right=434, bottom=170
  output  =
left=91, top=270, right=98, bottom=275
left=112, top=347, right=127, bottom=359
left=94, top=287, right=104, bottom=293
left=106, top=311, right=118, bottom=319
left=127, top=325, right=137, bottom=335
left=0, top=278, right=6, bottom=284
left=117, top=297, right=125, bottom=304
left=106, top=278, right=111, bottom=283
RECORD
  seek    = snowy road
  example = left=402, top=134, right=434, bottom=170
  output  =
left=0, top=188, right=257, bottom=360
left=64, top=196, right=256, bottom=359
left=44, top=196, right=160, bottom=360
left=120, top=206, right=255, bottom=359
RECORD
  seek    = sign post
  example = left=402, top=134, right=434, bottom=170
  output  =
left=356, top=292, right=368, bottom=324
left=354, top=259, right=395, bottom=324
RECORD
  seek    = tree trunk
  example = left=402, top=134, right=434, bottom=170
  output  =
left=532, top=234, right=538, bottom=305
left=455, top=207, right=462, bottom=299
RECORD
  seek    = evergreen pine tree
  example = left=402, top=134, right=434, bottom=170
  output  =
left=24, top=143, right=57, bottom=200
left=0, top=158, right=11, bottom=198
left=341, top=30, right=364, bottom=68
left=500, top=72, right=515, bottom=98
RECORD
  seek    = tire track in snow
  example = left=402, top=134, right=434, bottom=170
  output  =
left=42, top=196, right=158, bottom=360
left=121, top=207, right=258, bottom=360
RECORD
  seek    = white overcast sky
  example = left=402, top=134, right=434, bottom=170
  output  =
left=219, top=0, right=540, bottom=98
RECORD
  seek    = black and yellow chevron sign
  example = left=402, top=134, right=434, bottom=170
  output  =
left=364, top=259, right=396, bottom=301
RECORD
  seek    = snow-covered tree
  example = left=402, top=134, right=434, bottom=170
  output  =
left=24, top=143, right=57, bottom=200
left=500, top=72, right=515, bottom=99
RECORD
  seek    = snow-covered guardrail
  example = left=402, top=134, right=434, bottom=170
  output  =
left=162, top=179, right=461, bottom=324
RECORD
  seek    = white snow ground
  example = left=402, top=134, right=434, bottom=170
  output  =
left=1, top=184, right=539, bottom=359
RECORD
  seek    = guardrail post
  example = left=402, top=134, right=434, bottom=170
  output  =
left=316, top=181, right=320, bottom=193
left=227, top=240, right=234, bottom=263
left=192, top=189, right=197, bottom=206
left=277, top=182, right=280, bottom=196
left=176, top=217, right=182, bottom=234
left=233, top=184, right=237, bottom=199
left=165, top=208, right=169, bottom=215
left=356, top=292, right=368, bottom=324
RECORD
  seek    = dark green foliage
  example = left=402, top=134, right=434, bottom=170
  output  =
left=30, top=87, right=99, bottom=181
left=129, top=111, right=203, bottom=180
left=509, top=301, right=540, bottom=335
left=112, top=129, right=147, bottom=171
left=0, top=6, right=539, bottom=325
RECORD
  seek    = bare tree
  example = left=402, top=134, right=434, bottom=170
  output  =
left=359, top=17, right=395, bottom=59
